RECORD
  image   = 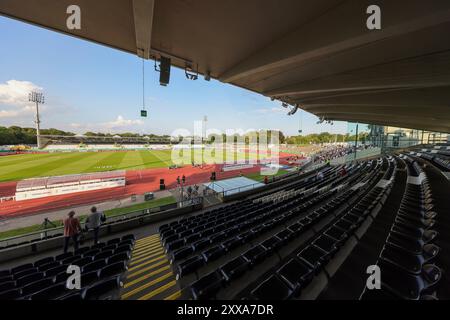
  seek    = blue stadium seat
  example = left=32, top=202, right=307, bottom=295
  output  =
left=61, top=255, right=82, bottom=265
left=0, top=288, right=21, bottom=300
left=45, top=264, right=69, bottom=277
left=177, top=256, right=205, bottom=278
left=108, top=252, right=130, bottom=264
left=11, top=263, right=34, bottom=274
left=219, top=256, right=249, bottom=282
left=191, top=239, right=210, bottom=252
left=83, top=276, right=121, bottom=300
left=201, top=246, right=225, bottom=263
left=221, top=237, right=242, bottom=252
left=38, top=261, right=61, bottom=272
left=34, top=257, right=55, bottom=268
left=99, top=262, right=127, bottom=279
left=13, top=268, right=38, bottom=279
left=242, top=245, right=267, bottom=266
left=22, top=278, right=55, bottom=296
left=82, top=260, right=107, bottom=274
left=250, top=275, right=293, bottom=300
left=16, top=272, right=44, bottom=287
left=171, top=247, right=194, bottom=262
left=0, top=281, right=16, bottom=293
left=30, top=283, right=67, bottom=300
left=189, top=271, right=223, bottom=300
left=72, top=257, right=93, bottom=268
left=277, top=258, right=314, bottom=295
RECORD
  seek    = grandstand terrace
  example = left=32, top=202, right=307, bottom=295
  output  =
left=0, top=145, right=449, bottom=301
left=0, top=0, right=450, bottom=306
left=40, top=134, right=176, bottom=151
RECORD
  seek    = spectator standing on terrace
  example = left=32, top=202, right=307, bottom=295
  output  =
left=182, top=174, right=186, bottom=185
left=176, top=176, right=181, bottom=186
left=85, top=206, right=106, bottom=245
left=63, top=211, right=82, bottom=253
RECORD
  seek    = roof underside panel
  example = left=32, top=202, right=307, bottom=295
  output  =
left=0, top=0, right=137, bottom=54
left=1, top=0, right=450, bottom=132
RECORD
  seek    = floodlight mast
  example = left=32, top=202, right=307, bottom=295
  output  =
left=29, top=91, right=44, bottom=149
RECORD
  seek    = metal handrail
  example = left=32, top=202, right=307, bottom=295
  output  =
left=0, top=197, right=203, bottom=249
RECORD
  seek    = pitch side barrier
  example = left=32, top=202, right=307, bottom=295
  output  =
left=0, top=198, right=203, bottom=263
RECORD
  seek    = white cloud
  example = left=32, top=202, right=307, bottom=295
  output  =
left=70, top=115, right=144, bottom=133
left=0, top=110, right=20, bottom=118
left=0, top=80, right=43, bottom=119
left=104, top=115, right=144, bottom=129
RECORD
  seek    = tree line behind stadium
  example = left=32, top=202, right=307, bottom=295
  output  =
left=0, top=125, right=369, bottom=146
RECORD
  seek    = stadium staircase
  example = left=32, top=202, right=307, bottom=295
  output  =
left=120, top=234, right=180, bottom=300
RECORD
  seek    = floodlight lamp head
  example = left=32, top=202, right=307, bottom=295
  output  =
left=185, top=63, right=199, bottom=81
left=287, top=104, right=299, bottom=116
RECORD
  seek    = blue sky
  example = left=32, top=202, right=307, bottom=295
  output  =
left=0, top=16, right=357, bottom=136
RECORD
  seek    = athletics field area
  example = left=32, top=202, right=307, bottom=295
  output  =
left=0, top=149, right=297, bottom=217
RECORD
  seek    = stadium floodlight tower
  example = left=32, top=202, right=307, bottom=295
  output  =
left=203, top=115, right=208, bottom=144
left=29, top=91, right=44, bottom=149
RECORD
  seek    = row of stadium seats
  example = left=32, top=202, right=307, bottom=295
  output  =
left=413, top=146, right=450, bottom=172
left=171, top=159, right=383, bottom=299
left=159, top=164, right=366, bottom=270
left=420, top=153, right=450, bottom=171
left=158, top=164, right=348, bottom=252
left=241, top=158, right=390, bottom=300
left=0, top=234, right=135, bottom=300
left=361, top=156, right=441, bottom=300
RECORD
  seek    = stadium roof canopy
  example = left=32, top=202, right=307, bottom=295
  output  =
left=2, top=0, right=450, bottom=132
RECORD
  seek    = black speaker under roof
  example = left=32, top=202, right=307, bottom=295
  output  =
left=159, top=56, right=171, bottom=86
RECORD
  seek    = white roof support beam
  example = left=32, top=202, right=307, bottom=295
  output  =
left=219, top=0, right=450, bottom=84
left=133, top=0, right=154, bottom=59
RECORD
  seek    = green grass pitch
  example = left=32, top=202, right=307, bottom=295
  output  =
left=0, top=149, right=273, bottom=182
left=0, top=150, right=174, bottom=182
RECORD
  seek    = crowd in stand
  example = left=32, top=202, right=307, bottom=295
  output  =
left=311, top=144, right=376, bottom=164
left=313, top=145, right=353, bottom=163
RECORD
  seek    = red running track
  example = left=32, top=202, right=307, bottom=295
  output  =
left=0, top=154, right=297, bottom=218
